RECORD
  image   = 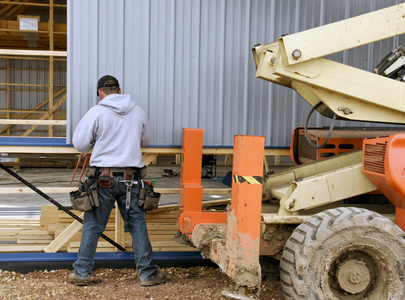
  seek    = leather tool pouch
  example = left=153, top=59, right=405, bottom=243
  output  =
left=98, top=175, right=114, bottom=188
left=138, top=180, right=160, bottom=212
left=137, top=166, right=147, bottom=179
left=70, top=167, right=99, bottom=212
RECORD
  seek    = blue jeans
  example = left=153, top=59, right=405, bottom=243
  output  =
left=73, top=175, right=158, bottom=281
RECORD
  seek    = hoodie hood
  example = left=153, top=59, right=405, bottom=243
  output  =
left=98, top=94, right=135, bottom=115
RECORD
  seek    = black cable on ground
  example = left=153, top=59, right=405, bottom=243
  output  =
left=0, top=162, right=126, bottom=252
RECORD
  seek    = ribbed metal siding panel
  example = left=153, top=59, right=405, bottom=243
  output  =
left=67, top=0, right=405, bottom=146
left=67, top=0, right=99, bottom=140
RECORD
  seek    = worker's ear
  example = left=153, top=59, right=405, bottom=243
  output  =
left=98, top=90, right=105, bottom=100
left=118, top=88, right=121, bottom=94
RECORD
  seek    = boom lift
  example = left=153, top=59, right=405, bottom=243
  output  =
left=175, top=4, right=405, bottom=299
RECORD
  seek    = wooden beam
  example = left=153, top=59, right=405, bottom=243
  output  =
left=0, top=87, right=66, bottom=134
left=0, top=1, right=67, bottom=8
left=0, top=187, right=230, bottom=196
left=0, top=187, right=75, bottom=194
left=0, top=82, right=60, bottom=87
left=1, top=0, right=32, bottom=19
left=0, top=111, right=66, bottom=115
left=7, top=3, right=31, bottom=20
left=0, top=146, right=290, bottom=157
left=142, top=153, right=159, bottom=166
left=44, top=212, right=84, bottom=253
left=0, top=245, right=46, bottom=252
left=0, top=49, right=66, bottom=56
left=48, top=0, right=54, bottom=137
left=6, top=57, right=10, bottom=135
left=115, top=208, right=125, bottom=252
left=0, top=2, right=14, bottom=16
left=0, top=119, right=66, bottom=125
left=22, top=94, right=66, bottom=135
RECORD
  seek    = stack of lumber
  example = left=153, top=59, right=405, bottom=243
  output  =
left=0, top=217, right=52, bottom=252
left=0, top=199, right=229, bottom=253
left=40, top=205, right=194, bottom=253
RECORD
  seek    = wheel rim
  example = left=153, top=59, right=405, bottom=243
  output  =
left=280, top=208, right=405, bottom=300
left=328, top=250, right=378, bottom=299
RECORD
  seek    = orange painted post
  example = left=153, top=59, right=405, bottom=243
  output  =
left=178, top=128, right=204, bottom=216
left=225, top=135, right=265, bottom=288
left=177, top=128, right=227, bottom=236
left=397, top=207, right=405, bottom=231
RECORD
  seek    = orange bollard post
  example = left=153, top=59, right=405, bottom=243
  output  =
left=215, top=135, right=265, bottom=290
left=177, top=128, right=227, bottom=237
left=178, top=128, right=204, bottom=216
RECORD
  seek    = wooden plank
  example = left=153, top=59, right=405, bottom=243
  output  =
left=142, top=153, right=159, bottom=166
left=0, top=145, right=290, bottom=157
left=0, top=119, right=66, bottom=125
left=0, top=224, right=40, bottom=229
left=0, top=49, right=67, bottom=57
left=264, top=156, right=269, bottom=173
left=23, top=94, right=66, bottom=136
left=0, top=245, right=46, bottom=252
left=17, top=239, right=53, bottom=244
left=43, top=212, right=84, bottom=253
left=115, top=206, right=125, bottom=252
left=0, top=230, right=52, bottom=236
left=0, top=87, right=67, bottom=134
left=0, top=187, right=75, bottom=194
left=0, top=187, right=229, bottom=195
left=0, top=1, right=67, bottom=8
left=6, top=57, right=10, bottom=135
left=16, top=235, right=53, bottom=240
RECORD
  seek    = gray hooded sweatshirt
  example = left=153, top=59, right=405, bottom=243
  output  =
left=72, top=93, right=150, bottom=168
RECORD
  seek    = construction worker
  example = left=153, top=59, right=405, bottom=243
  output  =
left=67, top=75, right=166, bottom=287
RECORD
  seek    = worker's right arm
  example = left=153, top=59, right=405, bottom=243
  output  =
left=72, top=113, right=96, bottom=154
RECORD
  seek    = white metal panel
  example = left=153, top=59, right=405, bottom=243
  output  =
left=67, top=0, right=405, bottom=146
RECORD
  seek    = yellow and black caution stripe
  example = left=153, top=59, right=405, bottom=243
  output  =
left=233, top=175, right=263, bottom=185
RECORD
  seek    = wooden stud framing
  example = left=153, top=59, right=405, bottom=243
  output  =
left=48, top=0, right=54, bottom=137
left=0, top=1, right=67, bottom=137
left=6, top=57, right=10, bottom=135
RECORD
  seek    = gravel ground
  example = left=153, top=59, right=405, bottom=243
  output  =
left=0, top=266, right=285, bottom=300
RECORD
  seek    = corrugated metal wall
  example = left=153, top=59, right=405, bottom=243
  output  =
left=67, top=0, right=405, bottom=146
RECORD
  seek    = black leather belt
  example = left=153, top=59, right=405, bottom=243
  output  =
left=99, top=167, right=135, bottom=180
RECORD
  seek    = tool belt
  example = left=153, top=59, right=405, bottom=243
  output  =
left=97, top=166, right=147, bottom=188
left=70, top=166, right=99, bottom=212
left=97, top=166, right=160, bottom=232
left=138, top=180, right=161, bottom=212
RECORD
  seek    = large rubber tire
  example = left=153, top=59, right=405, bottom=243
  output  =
left=280, top=207, right=405, bottom=300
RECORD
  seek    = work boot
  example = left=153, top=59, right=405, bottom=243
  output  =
left=140, top=272, right=167, bottom=286
left=67, top=272, right=89, bottom=286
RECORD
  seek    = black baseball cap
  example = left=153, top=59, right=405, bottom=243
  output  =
left=97, top=75, right=119, bottom=96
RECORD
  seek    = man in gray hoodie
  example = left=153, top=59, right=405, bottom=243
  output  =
left=67, top=75, right=166, bottom=287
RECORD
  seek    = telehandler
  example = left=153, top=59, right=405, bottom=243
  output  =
left=175, top=3, right=405, bottom=299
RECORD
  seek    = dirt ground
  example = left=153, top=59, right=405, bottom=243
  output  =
left=0, top=159, right=290, bottom=300
left=0, top=266, right=285, bottom=300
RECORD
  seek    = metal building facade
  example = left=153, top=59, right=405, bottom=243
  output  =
left=67, top=0, right=405, bottom=147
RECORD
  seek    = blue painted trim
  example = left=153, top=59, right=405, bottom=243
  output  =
left=0, top=252, right=203, bottom=263
left=150, top=145, right=289, bottom=149
left=0, top=137, right=72, bottom=147
left=0, top=137, right=289, bottom=149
